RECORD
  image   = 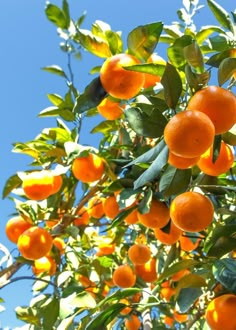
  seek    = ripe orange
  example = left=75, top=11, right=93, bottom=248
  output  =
left=97, top=97, right=124, bottom=120
left=164, top=315, right=174, bottom=327
left=100, top=53, right=145, bottom=100
left=128, top=244, right=151, bottom=265
left=154, top=221, right=182, bottom=245
left=135, top=257, right=158, bottom=283
left=51, top=175, right=63, bottom=194
left=197, top=141, right=234, bottom=176
left=32, top=256, right=57, bottom=276
left=119, top=298, right=132, bottom=315
left=22, top=170, right=55, bottom=200
left=170, top=191, right=214, bottom=232
left=96, top=243, right=115, bottom=256
left=173, top=311, right=188, bottom=323
left=53, top=237, right=66, bottom=254
left=187, top=85, right=236, bottom=135
left=205, top=294, right=236, bottom=330
left=5, top=216, right=32, bottom=244
left=112, top=264, right=136, bottom=288
left=179, top=235, right=201, bottom=252
left=164, top=110, right=215, bottom=158
left=17, top=226, right=53, bottom=260
left=88, top=196, right=104, bottom=219
left=74, top=206, right=90, bottom=226
left=72, top=153, right=104, bottom=183
left=143, top=53, right=165, bottom=88
left=171, top=268, right=190, bottom=282
left=137, top=199, right=170, bottom=229
left=124, top=314, right=141, bottom=330
left=103, top=195, right=120, bottom=220
left=160, top=285, right=176, bottom=302
left=168, top=151, right=200, bottom=169
left=124, top=208, right=139, bottom=225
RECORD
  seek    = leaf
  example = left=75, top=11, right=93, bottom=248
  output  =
left=206, top=48, right=236, bottom=68
left=133, top=144, right=169, bottom=189
left=175, top=273, right=207, bottom=294
left=196, top=25, right=225, bottom=44
left=207, top=0, right=234, bottom=32
left=161, top=62, right=182, bottom=109
left=15, top=306, right=41, bottom=326
left=2, top=174, right=22, bottom=198
left=125, top=106, right=167, bottom=138
left=209, top=35, right=230, bottom=52
left=138, top=188, right=153, bottom=214
left=157, top=259, right=200, bottom=282
left=218, top=58, right=236, bottom=86
left=183, top=41, right=205, bottom=73
left=62, top=0, right=70, bottom=27
left=42, top=65, right=67, bottom=78
left=159, top=166, right=192, bottom=197
left=167, top=35, right=193, bottom=67
left=91, top=120, right=120, bottom=135
left=176, top=288, right=202, bottom=313
left=85, top=303, right=127, bottom=330
left=124, top=63, right=165, bottom=77
left=45, top=3, right=70, bottom=29
left=73, top=77, right=107, bottom=114
left=213, top=258, right=236, bottom=293
left=127, top=22, right=163, bottom=61
left=39, top=106, right=75, bottom=121
left=42, top=297, right=60, bottom=329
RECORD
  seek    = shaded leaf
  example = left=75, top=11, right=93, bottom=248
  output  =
left=183, top=41, right=205, bottom=74
left=218, top=57, right=236, bottom=86
left=2, top=174, right=22, bottom=198
left=127, top=22, right=163, bottom=61
left=206, top=48, right=236, bottom=67
left=176, top=288, right=202, bottom=313
left=213, top=258, right=236, bottom=293
left=138, top=188, right=153, bottom=214
left=161, top=62, right=182, bottom=109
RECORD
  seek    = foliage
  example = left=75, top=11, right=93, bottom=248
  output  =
left=1, top=0, right=236, bottom=329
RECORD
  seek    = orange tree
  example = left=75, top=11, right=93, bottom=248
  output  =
left=0, top=0, right=236, bottom=329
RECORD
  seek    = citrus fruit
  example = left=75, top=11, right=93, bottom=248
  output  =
left=135, top=257, right=158, bottom=283
left=124, top=314, right=141, bottom=330
left=137, top=199, right=170, bottom=229
left=164, top=110, right=215, bottom=158
left=5, top=216, right=32, bottom=244
left=74, top=206, right=90, bottom=226
left=154, top=221, right=182, bottom=245
left=128, top=244, right=151, bottom=265
left=187, top=85, right=236, bottom=135
left=100, top=53, right=145, bottom=99
left=32, top=256, right=57, bottom=276
left=170, top=191, right=214, bottom=232
left=112, top=264, right=136, bottom=288
left=88, top=196, right=104, bottom=219
left=22, top=170, right=55, bottom=200
left=72, top=153, right=104, bottom=183
left=168, top=151, right=200, bottom=169
left=103, top=195, right=120, bottom=220
left=97, top=97, right=124, bottom=120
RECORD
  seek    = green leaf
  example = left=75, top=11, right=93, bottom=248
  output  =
left=85, top=303, right=127, bottom=330
left=124, top=63, right=165, bottom=77
left=138, top=188, right=153, bottom=214
left=196, top=25, right=226, bottom=44
left=73, top=77, right=107, bottom=114
left=206, top=48, right=236, bottom=67
left=213, top=258, right=236, bottom=293
left=39, top=106, right=75, bottom=121
left=159, top=166, right=192, bottom=198
left=127, top=22, right=163, bottom=61
left=218, top=58, right=236, bottom=86
left=209, top=35, right=230, bottom=51
left=42, top=65, right=67, bottom=78
left=41, top=297, right=60, bottom=329
left=62, top=0, right=70, bottom=27
left=2, top=174, right=22, bottom=198
left=205, top=232, right=236, bottom=259
left=183, top=41, right=205, bottom=74
left=91, top=120, right=120, bottom=135
left=47, top=93, right=64, bottom=106
left=167, top=35, right=193, bottom=67
left=125, top=106, right=167, bottom=138
left=45, top=4, right=69, bottom=29
left=161, top=62, right=182, bottom=109
left=15, top=306, right=41, bottom=326
left=207, top=0, right=234, bottom=32
left=105, top=30, right=123, bottom=55
left=133, top=144, right=169, bottom=189
left=176, top=288, right=202, bottom=313
left=157, top=259, right=200, bottom=282
left=175, top=273, right=207, bottom=294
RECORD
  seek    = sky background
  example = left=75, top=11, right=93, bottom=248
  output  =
left=0, top=0, right=234, bottom=328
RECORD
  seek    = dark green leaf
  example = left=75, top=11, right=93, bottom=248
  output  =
left=42, top=297, right=60, bottom=330
left=138, top=188, right=153, bottom=214
left=2, top=174, right=22, bottom=198
left=161, top=62, right=182, bottom=109
left=133, top=145, right=169, bottom=189
left=218, top=58, right=236, bottom=86
left=209, top=35, right=230, bottom=51
left=213, top=258, right=236, bottom=293
left=212, top=134, right=222, bottom=163
left=207, top=0, right=234, bottom=32
left=62, top=0, right=70, bottom=27
left=45, top=4, right=69, bottom=29
left=206, top=48, right=236, bottom=67
left=177, top=288, right=202, bottom=313
left=125, top=106, right=167, bottom=138
left=127, top=22, right=163, bottom=61
left=183, top=41, right=205, bottom=74
left=42, top=65, right=67, bottom=78
left=73, top=77, right=107, bottom=114
left=159, top=166, right=192, bottom=197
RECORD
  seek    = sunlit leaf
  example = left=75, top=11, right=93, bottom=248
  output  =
left=196, top=25, right=225, bottom=44
left=157, top=259, right=200, bottom=282
left=207, top=0, right=234, bottom=32
left=42, top=65, right=67, bottom=78
left=91, top=120, right=120, bottom=135
left=45, top=3, right=70, bottom=29
left=2, top=174, right=22, bottom=198
left=167, top=35, right=193, bottom=67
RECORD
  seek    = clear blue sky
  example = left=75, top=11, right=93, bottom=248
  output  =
left=0, top=0, right=234, bottom=328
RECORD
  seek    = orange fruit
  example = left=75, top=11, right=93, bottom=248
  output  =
left=171, top=269, right=190, bottom=282
left=173, top=311, right=188, bottom=323
left=179, top=235, right=201, bottom=252
left=128, top=244, right=151, bottom=265
left=187, top=85, right=236, bottom=135
left=103, top=195, right=120, bottom=220
left=88, top=196, right=104, bottom=219
left=164, top=110, right=215, bottom=158
left=51, top=175, right=63, bottom=194
left=124, top=208, right=139, bottom=225
left=168, top=151, right=200, bottom=169
left=97, top=97, right=124, bottom=120
left=72, top=153, right=104, bottom=183
left=100, top=53, right=145, bottom=100
left=74, top=206, right=90, bottom=226
left=205, top=294, right=236, bottom=330
left=119, top=298, right=132, bottom=315
left=135, top=257, right=158, bottom=283
left=164, top=315, right=174, bottom=327
left=143, top=53, right=165, bottom=88
left=17, top=226, right=53, bottom=260
left=124, top=314, right=141, bottom=330
left=22, top=170, right=55, bottom=200
left=154, top=221, right=182, bottom=245
left=53, top=237, right=66, bottom=254
left=137, top=199, right=170, bottom=229
left=45, top=219, right=59, bottom=229
left=160, top=281, right=176, bottom=301
left=170, top=191, right=214, bottom=232
left=96, top=243, right=115, bottom=256
left=112, top=264, right=136, bottom=288
left=5, top=216, right=32, bottom=244
left=32, top=256, right=57, bottom=276
left=197, top=141, right=234, bottom=176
